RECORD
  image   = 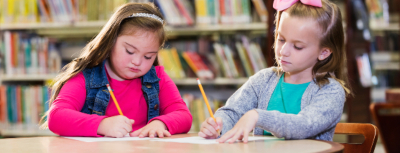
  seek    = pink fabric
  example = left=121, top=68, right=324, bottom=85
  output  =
left=273, top=0, right=322, bottom=11
left=48, top=66, right=192, bottom=137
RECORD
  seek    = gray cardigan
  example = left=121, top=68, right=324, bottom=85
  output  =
left=214, top=67, right=345, bottom=141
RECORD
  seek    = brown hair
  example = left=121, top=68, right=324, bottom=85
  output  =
left=40, top=3, right=166, bottom=128
left=274, top=0, right=351, bottom=96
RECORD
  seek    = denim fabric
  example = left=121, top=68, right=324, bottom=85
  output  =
left=81, top=60, right=160, bottom=121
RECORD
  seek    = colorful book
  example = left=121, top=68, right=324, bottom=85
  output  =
left=236, top=42, right=254, bottom=76
left=213, top=43, right=232, bottom=78
left=182, top=51, right=214, bottom=79
left=252, top=0, right=267, bottom=22
left=223, top=44, right=239, bottom=77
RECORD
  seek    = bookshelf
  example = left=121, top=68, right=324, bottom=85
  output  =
left=0, top=128, right=56, bottom=137
left=0, top=74, right=57, bottom=82
left=0, top=22, right=267, bottom=37
left=0, top=75, right=248, bottom=86
left=369, top=12, right=400, bottom=103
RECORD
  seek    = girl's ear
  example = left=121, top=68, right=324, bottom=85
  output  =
left=318, top=48, right=332, bottom=61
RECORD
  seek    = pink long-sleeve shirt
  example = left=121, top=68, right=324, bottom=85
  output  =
left=48, top=66, right=192, bottom=137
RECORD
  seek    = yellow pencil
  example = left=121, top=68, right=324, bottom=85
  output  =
left=197, top=78, right=220, bottom=136
left=106, top=84, right=123, bottom=116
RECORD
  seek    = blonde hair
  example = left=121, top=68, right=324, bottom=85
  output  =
left=274, top=0, right=352, bottom=96
left=40, top=3, right=166, bottom=128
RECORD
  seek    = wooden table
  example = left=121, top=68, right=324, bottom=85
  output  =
left=0, top=133, right=343, bottom=153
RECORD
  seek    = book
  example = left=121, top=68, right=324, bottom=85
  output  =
left=213, top=43, right=233, bottom=78
left=182, top=51, right=214, bottom=79
left=223, top=44, right=239, bottom=77
left=173, top=0, right=195, bottom=25
left=235, top=42, right=253, bottom=76
left=252, top=0, right=267, bottom=22
left=170, top=48, right=186, bottom=78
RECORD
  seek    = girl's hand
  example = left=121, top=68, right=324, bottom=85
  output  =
left=97, top=115, right=135, bottom=138
left=217, top=110, right=259, bottom=143
left=198, top=117, right=223, bottom=139
left=130, top=120, right=171, bottom=138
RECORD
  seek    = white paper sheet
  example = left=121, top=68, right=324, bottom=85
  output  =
left=152, top=136, right=280, bottom=144
left=63, top=136, right=158, bottom=142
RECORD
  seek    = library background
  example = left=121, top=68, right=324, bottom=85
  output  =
left=0, top=0, right=399, bottom=152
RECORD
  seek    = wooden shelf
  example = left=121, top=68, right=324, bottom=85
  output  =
left=0, top=22, right=267, bottom=37
left=172, top=78, right=248, bottom=85
left=373, top=62, right=400, bottom=70
left=0, top=74, right=248, bottom=85
left=0, top=129, right=56, bottom=137
left=0, top=74, right=57, bottom=81
left=371, top=52, right=399, bottom=62
left=370, top=22, right=399, bottom=31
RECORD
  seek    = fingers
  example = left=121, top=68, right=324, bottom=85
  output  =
left=201, top=128, right=213, bottom=137
left=149, top=130, right=156, bottom=138
left=157, top=130, right=164, bottom=138
left=122, top=123, right=132, bottom=134
left=207, top=118, right=218, bottom=130
left=118, top=126, right=129, bottom=137
left=229, top=130, right=243, bottom=144
left=139, top=128, right=150, bottom=138
left=217, top=129, right=236, bottom=143
left=163, top=130, right=171, bottom=137
left=216, top=117, right=223, bottom=130
left=243, top=132, right=249, bottom=143
left=114, top=131, right=125, bottom=138
left=198, top=131, right=207, bottom=138
left=201, top=119, right=219, bottom=138
left=130, top=128, right=142, bottom=137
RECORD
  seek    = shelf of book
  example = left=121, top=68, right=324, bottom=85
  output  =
left=0, top=21, right=267, bottom=31
left=371, top=52, right=400, bottom=62
left=0, top=74, right=58, bottom=82
left=373, top=62, right=400, bottom=70
left=0, top=22, right=267, bottom=37
left=0, top=75, right=248, bottom=86
left=370, top=22, right=399, bottom=31
left=0, top=128, right=56, bottom=137
left=173, top=78, right=248, bottom=85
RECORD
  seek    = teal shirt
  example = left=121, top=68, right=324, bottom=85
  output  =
left=264, top=74, right=310, bottom=135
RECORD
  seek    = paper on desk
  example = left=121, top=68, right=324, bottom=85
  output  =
left=152, top=136, right=280, bottom=144
left=63, top=135, right=158, bottom=142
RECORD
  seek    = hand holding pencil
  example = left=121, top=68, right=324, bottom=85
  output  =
left=96, top=84, right=134, bottom=138
left=197, top=79, right=223, bottom=139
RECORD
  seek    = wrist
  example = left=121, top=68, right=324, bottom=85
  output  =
left=152, top=119, right=168, bottom=130
left=250, top=109, right=259, bottom=122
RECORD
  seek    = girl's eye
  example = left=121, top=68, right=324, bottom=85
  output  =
left=126, top=49, right=133, bottom=55
left=144, top=56, right=152, bottom=60
left=294, top=46, right=303, bottom=50
left=278, top=39, right=285, bottom=42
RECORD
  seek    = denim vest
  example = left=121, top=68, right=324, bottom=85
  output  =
left=80, top=60, right=161, bottom=121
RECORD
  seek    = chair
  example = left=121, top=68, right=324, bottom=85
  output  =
left=370, top=103, right=400, bottom=153
left=334, top=123, right=378, bottom=153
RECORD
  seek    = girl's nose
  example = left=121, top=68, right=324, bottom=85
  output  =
left=131, top=55, right=142, bottom=66
left=280, top=43, right=290, bottom=57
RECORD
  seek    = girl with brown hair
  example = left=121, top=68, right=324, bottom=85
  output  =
left=42, top=3, right=192, bottom=138
left=199, top=0, right=351, bottom=142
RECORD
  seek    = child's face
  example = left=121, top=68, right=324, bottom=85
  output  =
left=275, top=12, right=331, bottom=74
left=109, top=30, right=159, bottom=80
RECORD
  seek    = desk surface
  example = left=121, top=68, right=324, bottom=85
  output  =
left=0, top=133, right=343, bottom=153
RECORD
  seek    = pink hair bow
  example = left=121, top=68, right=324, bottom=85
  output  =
left=273, top=0, right=322, bottom=11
